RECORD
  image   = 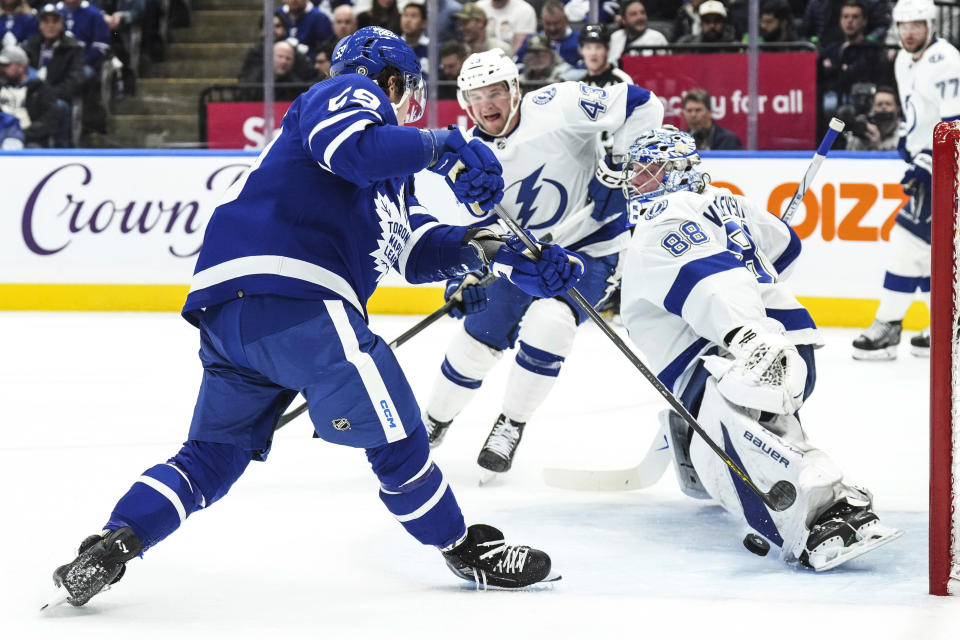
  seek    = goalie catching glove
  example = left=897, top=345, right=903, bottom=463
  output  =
left=701, top=319, right=808, bottom=415
left=463, top=228, right=584, bottom=299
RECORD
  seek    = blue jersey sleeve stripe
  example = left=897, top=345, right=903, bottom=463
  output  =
left=772, top=219, right=802, bottom=274
left=307, top=108, right=382, bottom=154
left=397, top=221, right=440, bottom=276
left=765, top=307, right=816, bottom=332
left=663, top=252, right=745, bottom=316
left=625, top=85, right=652, bottom=117
left=323, top=119, right=378, bottom=173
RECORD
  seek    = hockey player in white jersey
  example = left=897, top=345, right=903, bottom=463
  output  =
left=422, top=48, right=664, bottom=478
left=852, top=0, right=960, bottom=359
left=619, top=127, right=902, bottom=569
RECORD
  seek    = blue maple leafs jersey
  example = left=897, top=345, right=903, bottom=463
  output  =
left=183, top=74, right=473, bottom=325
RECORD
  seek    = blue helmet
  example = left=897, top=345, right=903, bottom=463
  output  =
left=622, top=126, right=708, bottom=223
left=330, top=26, right=425, bottom=122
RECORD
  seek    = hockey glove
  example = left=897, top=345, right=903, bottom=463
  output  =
left=425, top=127, right=504, bottom=212
left=587, top=155, right=628, bottom=222
left=901, top=152, right=932, bottom=197
left=701, top=319, right=808, bottom=415
left=465, top=229, right=585, bottom=298
left=444, top=272, right=488, bottom=318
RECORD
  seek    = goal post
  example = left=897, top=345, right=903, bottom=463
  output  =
left=930, top=119, right=960, bottom=596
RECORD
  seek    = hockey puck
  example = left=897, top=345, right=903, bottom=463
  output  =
left=743, top=533, right=770, bottom=557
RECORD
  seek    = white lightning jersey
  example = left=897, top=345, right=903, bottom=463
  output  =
left=620, top=185, right=821, bottom=395
left=472, top=81, right=664, bottom=257
left=896, top=37, right=960, bottom=159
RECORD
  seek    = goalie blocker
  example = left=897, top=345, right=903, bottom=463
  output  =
left=616, top=127, right=902, bottom=569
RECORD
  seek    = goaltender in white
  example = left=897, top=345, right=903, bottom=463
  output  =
left=617, top=127, right=903, bottom=569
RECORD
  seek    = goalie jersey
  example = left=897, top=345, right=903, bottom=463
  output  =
left=182, top=74, right=469, bottom=325
left=620, top=185, right=822, bottom=396
left=469, top=81, right=664, bottom=257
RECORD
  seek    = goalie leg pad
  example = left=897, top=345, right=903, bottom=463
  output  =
left=369, top=427, right=465, bottom=549
left=688, top=379, right=866, bottom=563
left=503, top=298, right=577, bottom=422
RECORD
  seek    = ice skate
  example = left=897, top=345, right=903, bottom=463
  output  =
left=477, top=414, right=525, bottom=479
left=441, top=524, right=559, bottom=589
left=46, top=527, right=142, bottom=608
left=852, top=320, right=901, bottom=360
left=910, top=328, right=930, bottom=357
left=424, top=413, right=453, bottom=448
left=799, top=502, right=903, bottom=571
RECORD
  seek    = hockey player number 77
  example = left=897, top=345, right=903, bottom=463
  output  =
left=458, top=181, right=798, bottom=512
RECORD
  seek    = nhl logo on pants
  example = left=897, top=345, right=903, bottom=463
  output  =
left=332, top=418, right=351, bottom=431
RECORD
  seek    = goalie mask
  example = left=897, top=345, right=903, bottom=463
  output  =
left=622, top=126, right=708, bottom=223
left=330, top=26, right=426, bottom=123
left=456, top=48, right=522, bottom=137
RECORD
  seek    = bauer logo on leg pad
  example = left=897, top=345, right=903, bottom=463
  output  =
left=743, top=430, right=790, bottom=468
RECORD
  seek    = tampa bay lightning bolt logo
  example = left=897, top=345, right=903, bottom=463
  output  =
left=508, top=165, right=568, bottom=229
left=532, top=87, right=557, bottom=105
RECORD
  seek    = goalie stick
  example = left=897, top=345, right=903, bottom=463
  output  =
left=273, top=273, right=495, bottom=431
left=474, top=199, right=796, bottom=512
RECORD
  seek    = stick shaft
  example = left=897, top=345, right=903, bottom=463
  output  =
left=781, top=118, right=845, bottom=225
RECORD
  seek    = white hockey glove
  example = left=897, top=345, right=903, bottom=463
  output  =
left=701, top=320, right=807, bottom=415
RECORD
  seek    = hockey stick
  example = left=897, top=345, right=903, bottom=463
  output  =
left=478, top=200, right=796, bottom=512
left=542, top=422, right=670, bottom=491
left=273, top=274, right=495, bottom=431
left=780, top=118, right=845, bottom=225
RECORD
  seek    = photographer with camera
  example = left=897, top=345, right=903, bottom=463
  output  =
left=843, top=85, right=900, bottom=150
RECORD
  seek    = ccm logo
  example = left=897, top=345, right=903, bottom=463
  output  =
left=743, top=430, right=790, bottom=468
left=713, top=181, right=911, bottom=242
left=380, top=400, right=398, bottom=429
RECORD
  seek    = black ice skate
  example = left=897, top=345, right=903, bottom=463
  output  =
left=910, top=328, right=930, bottom=357
left=424, top=413, right=453, bottom=448
left=441, top=524, right=558, bottom=589
left=851, top=320, right=901, bottom=360
left=477, top=414, right=525, bottom=475
left=799, top=502, right=903, bottom=571
left=45, top=527, right=142, bottom=608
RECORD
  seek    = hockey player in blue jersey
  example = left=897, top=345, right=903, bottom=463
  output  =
left=618, top=127, right=901, bottom=570
left=47, top=27, right=584, bottom=607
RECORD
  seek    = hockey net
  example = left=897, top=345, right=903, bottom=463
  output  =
left=931, top=120, right=960, bottom=596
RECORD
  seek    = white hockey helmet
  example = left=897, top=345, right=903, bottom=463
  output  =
left=456, top=48, right=521, bottom=136
left=622, top=126, right=708, bottom=223
left=892, top=0, right=937, bottom=49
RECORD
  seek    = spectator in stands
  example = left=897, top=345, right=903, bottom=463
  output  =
left=429, top=0, right=463, bottom=43
left=239, top=12, right=314, bottom=87
left=577, top=23, right=633, bottom=85
left=803, top=0, right=890, bottom=47
left=95, top=0, right=144, bottom=97
left=0, top=44, right=57, bottom=146
left=682, top=87, right=742, bottom=149
left=331, top=3, right=357, bottom=42
left=357, top=0, right=402, bottom=36
left=455, top=2, right=510, bottom=54
left=477, top=0, right=537, bottom=55
left=672, top=0, right=706, bottom=42
left=280, top=0, right=334, bottom=58
left=59, top=0, right=110, bottom=76
left=751, top=0, right=799, bottom=42
left=438, top=39, right=468, bottom=98
left=1, top=0, right=38, bottom=48
left=609, top=0, right=669, bottom=60
left=24, top=6, right=83, bottom=146
left=519, top=33, right=570, bottom=87
left=844, top=84, right=900, bottom=151
left=0, top=109, right=24, bottom=147
left=314, top=46, right=331, bottom=80
left=820, top=0, right=890, bottom=110
left=239, top=40, right=316, bottom=99
left=678, top=1, right=737, bottom=44
left=515, top=1, right=581, bottom=67
left=400, top=1, right=428, bottom=68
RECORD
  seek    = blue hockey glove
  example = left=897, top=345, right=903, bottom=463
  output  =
left=444, top=272, right=488, bottom=318
left=425, top=127, right=504, bottom=212
left=901, top=152, right=932, bottom=197
left=490, top=235, right=585, bottom=299
left=587, top=155, right=627, bottom=222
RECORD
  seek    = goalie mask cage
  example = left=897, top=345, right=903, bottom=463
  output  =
left=931, top=120, right=960, bottom=596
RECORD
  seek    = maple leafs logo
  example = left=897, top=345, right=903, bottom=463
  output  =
left=370, top=185, right=411, bottom=282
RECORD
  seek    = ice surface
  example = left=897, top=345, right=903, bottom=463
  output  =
left=2, top=312, right=959, bottom=639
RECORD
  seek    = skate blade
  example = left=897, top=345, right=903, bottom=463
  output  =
left=478, top=467, right=501, bottom=486
left=40, top=585, right=71, bottom=612
left=851, top=347, right=898, bottom=361
left=811, top=527, right=904, bottom=572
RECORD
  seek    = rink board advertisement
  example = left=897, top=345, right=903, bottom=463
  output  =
left=0, top=151, right=925, bottom=327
